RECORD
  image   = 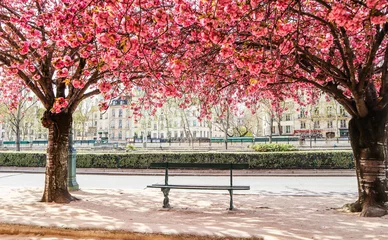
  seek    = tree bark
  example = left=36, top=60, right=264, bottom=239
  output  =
left=41, top=111, right=75, bottom=203
left=347, top=110, right=388, bottom=217
left=15, top=125, right=20, bottom=152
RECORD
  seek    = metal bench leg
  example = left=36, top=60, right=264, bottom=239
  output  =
left=228, top=189, right=234, bottom=210
left=161, top=188, right=170, bottom=208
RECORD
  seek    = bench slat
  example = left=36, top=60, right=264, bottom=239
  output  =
left=147, top=184, right=250, bottom=190
left=149, top=163, right=249, bottom=169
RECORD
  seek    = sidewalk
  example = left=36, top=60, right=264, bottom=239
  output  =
left=0, top=187, right=387, bottom=240
left=0, top=167, right=356, bottom=176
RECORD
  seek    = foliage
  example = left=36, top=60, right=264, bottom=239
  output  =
left=0, top=1, right=178, bottom=116
left=250, top=143, right=297, bottom=152
left=125, top=144, right=136, bottom=152
left=167, top=1, right=388, bottom=120
left=0, top=151, right=353, bottom=169
left=0, top=152, right=45, bottom=167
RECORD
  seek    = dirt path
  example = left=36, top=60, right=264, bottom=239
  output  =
left=0, top=187, right=387, bottom=240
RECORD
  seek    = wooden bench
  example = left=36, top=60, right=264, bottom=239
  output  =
left=147, top=162, right=250, bottom=210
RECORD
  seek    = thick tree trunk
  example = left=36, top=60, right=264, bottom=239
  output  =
left=346, top=110, right=388, bottom=217
left=41, top=111, right=75, bottom=203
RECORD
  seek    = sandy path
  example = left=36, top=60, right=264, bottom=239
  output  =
left=0, top=187, right=387, bottom=240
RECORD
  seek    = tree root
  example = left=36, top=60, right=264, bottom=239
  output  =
left=41, top=189, right=79, bottom=203
left=342, top=201, right=362, bottom=213
left=343, top=200, right=387, bottom=217
left=360, top=203, right=387, bottom=217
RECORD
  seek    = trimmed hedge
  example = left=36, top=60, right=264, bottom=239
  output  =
left=250, top=143, right=297, bottom=152
left=0, top=151, right=354, bottom=169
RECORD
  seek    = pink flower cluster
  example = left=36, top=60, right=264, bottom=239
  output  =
left=98, top=102, right=108, bottom=112
left=50, top=97, right=68, bottom=113
left=72, top=79, right=85, bottom=89
left=98, top=82, right=112, bottom=93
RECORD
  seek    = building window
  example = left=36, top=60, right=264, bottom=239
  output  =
left=314, top=121, right=320, bottom=129
left=285, top=114, right=291, bottom=121
left=301, top=121, right=306, bottom=129
left=161, top=133, right=164, bottom=139
left=327, top=106, right=333, bottom=117
left=118, top=132, right=122, bottom=140
left=180, top=131, right=184, bottom=138
left=161, top=123, right=164, bottom=130
left=111, top=132, right=115, bottom=139
left=174, top=131, right=178, bottom=138
left=153, top=133, right=157, bottom=138
left=314, top=107, right=319, bottom=116
left=119, top=109, right=123, bottom=117
left=110, top=120, right=115, bottom=129
left=299, top=108, right=306, bottom=118
left=193, top=120, right=197, bottom=127
left=112, top=109, right=115, bottom=117
left=340, top=120, right=347, bottom=128
left=271, top=126, right=276, bottom=133
left=94, top=121, right=97, bottom=126
left=100, top=114, right=103, bottom=120
left=154, top=124, right=157, bottom=130
left=147, top=121, right=151, bottom=128
left=327, top=121, right=333, bottom=128
left=340, top=106, right=346, bottom=116
left=119, top=120, right=122, bottom=129
left=285, top=126, right=291, bottom=133
left=193, top=131, right=197, bottom=138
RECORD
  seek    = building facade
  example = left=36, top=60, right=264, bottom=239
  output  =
left=261, top=94, right=351, bottom=138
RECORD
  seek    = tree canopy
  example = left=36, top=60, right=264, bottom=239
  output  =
left=166, top=0, right=387, bottom=118
left=0, top=0, right=179, bottom=115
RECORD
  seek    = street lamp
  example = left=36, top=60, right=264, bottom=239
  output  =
left=68, top=125, right=79, bottom=191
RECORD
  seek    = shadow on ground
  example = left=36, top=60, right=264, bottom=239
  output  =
left=0, top=187, right=387, bottom=240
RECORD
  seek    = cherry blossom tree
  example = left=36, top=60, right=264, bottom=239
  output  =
left=168, top=0, right=388, bottom=217
left=0, top=0, right=175, bottom=203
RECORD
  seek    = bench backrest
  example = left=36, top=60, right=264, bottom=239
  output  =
left=149, top=162, right=249, bottom=169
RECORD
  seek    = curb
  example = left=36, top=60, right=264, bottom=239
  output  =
left=0, top=169, right=356, bottom=177
left=0, top=223, right=262, bottom=240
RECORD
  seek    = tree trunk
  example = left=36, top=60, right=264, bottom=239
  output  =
left=41, top=111, right=75, bottom=203
left=15, top=125, right=20, bottom=152
left=269, top=117, right=273, bottom=143
left=278, top=121, right=282, bottom=136
left=347, top=110, right=388, bottom=217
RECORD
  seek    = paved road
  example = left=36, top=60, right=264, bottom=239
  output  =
left=0, top=172, right=357, bottom=196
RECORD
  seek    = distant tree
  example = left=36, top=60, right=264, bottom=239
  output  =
left=73, top=101, right=97, bottom=140
left=0, top=90, right=37, bottom=151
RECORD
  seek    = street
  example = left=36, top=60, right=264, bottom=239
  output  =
left=0, top=173, right=357, bottom=196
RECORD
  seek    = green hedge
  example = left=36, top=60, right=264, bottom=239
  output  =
left=0, top=151, right=354, bottom=169
left=250, top=143, right=297, bottom=152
